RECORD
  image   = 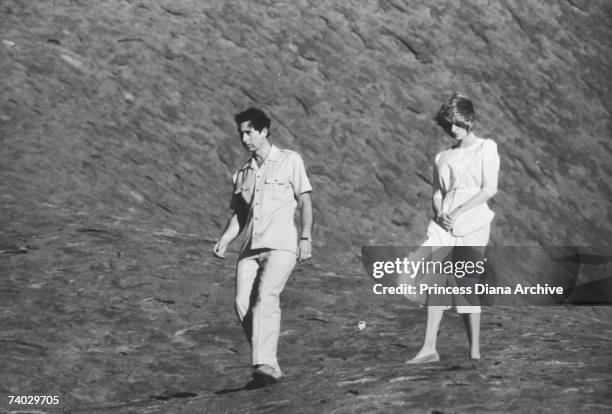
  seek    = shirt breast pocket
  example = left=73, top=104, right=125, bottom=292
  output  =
left=265, top=176, right=291, bottom=200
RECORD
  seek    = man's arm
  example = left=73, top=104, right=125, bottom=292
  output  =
left=296, top=191, right=313, bottom=261
left=213, top=213, right=241, bottom=258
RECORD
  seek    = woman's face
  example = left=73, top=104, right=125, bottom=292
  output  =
left=451, top=123, right=469, bottom=141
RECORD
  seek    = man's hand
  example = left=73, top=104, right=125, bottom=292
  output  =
left=297, top=239, right=312, bottom=262
left=212, top=240, right=228, bottom=258
left=213, top=213, right=241, bottom=259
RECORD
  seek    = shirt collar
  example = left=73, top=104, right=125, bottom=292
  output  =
left=247, top=145, right=281, bottom=170
left=267, top=145, right=281, bottom=162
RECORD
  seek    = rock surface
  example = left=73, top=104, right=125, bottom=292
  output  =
left=1, top=0, right=611, bottom=413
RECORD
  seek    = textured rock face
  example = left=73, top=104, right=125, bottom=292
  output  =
left=2, top=0, right=610, bottom=249
left=1, top=1, right=611, bottom=412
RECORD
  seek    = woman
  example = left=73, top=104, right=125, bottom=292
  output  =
left=407, top=93, right=500, bottom=363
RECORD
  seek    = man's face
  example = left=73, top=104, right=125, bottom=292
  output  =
left=239, top=121, right=268, bottom=153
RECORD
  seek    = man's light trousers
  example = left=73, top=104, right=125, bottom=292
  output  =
left=235, top=249, right=296, bottom=368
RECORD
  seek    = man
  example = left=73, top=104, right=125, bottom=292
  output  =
left=213, top=107, right=313, bottom=385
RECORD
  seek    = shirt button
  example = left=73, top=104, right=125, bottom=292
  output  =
left=256, top=189, right=260, bottom=192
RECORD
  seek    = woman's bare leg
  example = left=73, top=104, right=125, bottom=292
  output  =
left=411, top=306, right=444, bottom=359
left=462, top=312, right=481, bottom=359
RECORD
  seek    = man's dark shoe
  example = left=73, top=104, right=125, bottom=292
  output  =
left=250, top=364, right=282, bottom=387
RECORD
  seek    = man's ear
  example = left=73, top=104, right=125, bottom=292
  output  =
left=261, top=127, right=269, bottom=137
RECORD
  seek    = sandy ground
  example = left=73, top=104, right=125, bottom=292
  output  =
left=1, top=204, right=611, bottom=413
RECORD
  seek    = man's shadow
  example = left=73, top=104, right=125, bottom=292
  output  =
left=214, top=376, right=275, bottom=394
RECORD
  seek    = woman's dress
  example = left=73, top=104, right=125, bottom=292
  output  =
left=407, top=138, right=500, bottom=311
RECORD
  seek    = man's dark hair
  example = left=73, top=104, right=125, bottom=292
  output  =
left=234, top=107, right=271, bottom=134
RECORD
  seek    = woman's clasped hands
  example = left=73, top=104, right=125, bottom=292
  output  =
left=436, top=209, right=462, bottom=232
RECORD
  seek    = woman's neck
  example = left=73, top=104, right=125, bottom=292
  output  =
left=458, top=132, right=479, bottom=148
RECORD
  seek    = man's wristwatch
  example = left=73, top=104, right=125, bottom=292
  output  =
left=300, top=236, right=312, bottom=242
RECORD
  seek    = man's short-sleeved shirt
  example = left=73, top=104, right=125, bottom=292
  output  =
left=230, top=145, right=312, bottom=253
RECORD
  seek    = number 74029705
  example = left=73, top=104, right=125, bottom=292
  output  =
left=8, top=395, right=60, bottom=405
